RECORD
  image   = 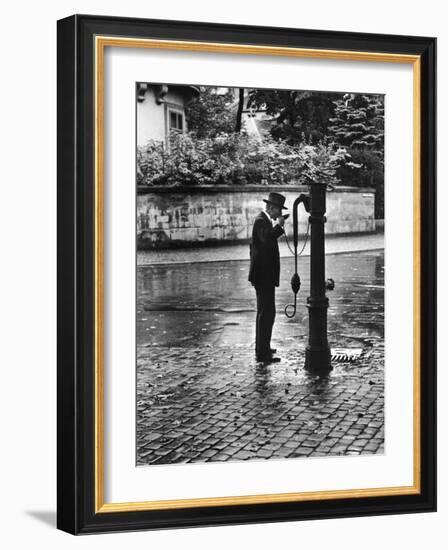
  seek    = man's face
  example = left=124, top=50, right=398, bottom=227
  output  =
left=268, top=204, right=282, bottom=220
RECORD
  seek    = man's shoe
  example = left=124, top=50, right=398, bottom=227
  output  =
left=265, top=356, right=281, bottom=364
left=270, top=348, right=277, bottom=354
left=257, top=355, right=281, bottom=364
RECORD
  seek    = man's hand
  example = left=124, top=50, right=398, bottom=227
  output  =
left=277, top=215, right=286, bottom=228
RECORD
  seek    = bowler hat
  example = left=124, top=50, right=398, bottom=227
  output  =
left=263, top=192, right=288, bottom=210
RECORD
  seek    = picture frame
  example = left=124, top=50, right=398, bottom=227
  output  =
left=57, top=14, right=436, bottom=534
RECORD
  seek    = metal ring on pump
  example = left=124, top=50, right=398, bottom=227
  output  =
left=284, top=298, right=297, bottom=318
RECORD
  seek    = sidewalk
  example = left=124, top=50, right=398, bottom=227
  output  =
left=138, top=231, right=384, bottom=266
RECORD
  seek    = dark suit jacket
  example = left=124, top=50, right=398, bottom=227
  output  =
left=248, top=211, right=284, bottom=287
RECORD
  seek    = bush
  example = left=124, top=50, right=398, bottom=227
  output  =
left=137, top=132, right=352, bottom=188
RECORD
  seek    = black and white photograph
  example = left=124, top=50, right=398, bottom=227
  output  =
left=0, top=0, right=441, bottom=543
left=136, top=83, right=385, bottom=466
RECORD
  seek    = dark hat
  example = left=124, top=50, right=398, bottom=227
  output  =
left=263, top=192, right=288, bottom=210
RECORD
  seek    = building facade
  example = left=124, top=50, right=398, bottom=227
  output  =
left=137, top=83, right=200, bottom=147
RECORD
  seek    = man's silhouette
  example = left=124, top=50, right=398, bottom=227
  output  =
left=249, top=192, right=287, bottom=363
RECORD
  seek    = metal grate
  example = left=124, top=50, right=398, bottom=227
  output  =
left=331, top=348, right=363, bottom=363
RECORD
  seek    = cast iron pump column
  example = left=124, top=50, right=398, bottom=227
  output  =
left=305, top=183, right=332, bottom=375
left=287, top=183, right=333, bottom=376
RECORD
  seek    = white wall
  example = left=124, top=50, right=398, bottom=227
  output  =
left=137, top=86, right=167, bottom=144
left=137, top=86, right=187, bottom=145
left=0, top=1, right=444, bottom=549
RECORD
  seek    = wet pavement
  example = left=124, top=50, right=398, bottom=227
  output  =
left=137, top=231, right=384, bottom=266
left=137, top=250, right=384, bottom=465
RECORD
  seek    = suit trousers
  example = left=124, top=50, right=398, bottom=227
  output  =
left=255, top=284, right=276, bottom=361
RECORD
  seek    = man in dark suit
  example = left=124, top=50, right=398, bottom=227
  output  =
left=249, top=192, right=287, bottom=364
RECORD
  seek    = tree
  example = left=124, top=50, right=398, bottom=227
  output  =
left=328, top=93, right=385, bottom=217
left=328, top=93, right=384, bottom=151
left=235, top=88, right=245, bottom=133
left=185, top=87, right=236, bottom=138
left=246, top=89, right=343, bottom=144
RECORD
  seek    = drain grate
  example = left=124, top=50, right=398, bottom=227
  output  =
left=331, top=348, right=363, bottom=363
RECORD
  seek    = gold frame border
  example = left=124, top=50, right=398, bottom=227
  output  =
left=94, top=36, right=422, bottom=514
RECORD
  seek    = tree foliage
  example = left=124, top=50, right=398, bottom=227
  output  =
left=328, top=93, right=384, bottom=151
left=327, top=93, right=385, bottom=216
left=247, top=89, right=343, bottom=144
left=185, top=87, right=236, bottom=138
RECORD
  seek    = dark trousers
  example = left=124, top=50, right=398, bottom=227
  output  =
left=255, top=284, right=276, bottom=361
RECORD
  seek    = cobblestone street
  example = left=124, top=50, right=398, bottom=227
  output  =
left=137, top=249, right=384, bottom=465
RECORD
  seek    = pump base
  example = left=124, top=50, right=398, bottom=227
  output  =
left=304, top=346, right=333, bottom=376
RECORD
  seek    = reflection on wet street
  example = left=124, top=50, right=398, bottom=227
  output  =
left=137, top=250, right=384, bottom=350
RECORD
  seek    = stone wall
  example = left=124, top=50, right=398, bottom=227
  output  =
left=137, top=185, right=375, bottom=249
